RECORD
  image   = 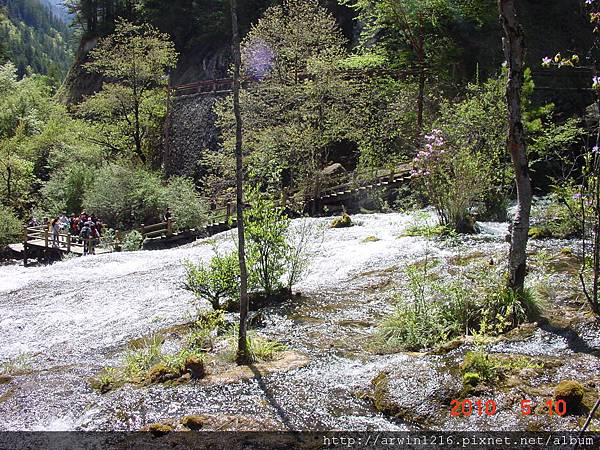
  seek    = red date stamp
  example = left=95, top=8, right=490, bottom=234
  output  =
left=450, top=399, right=568, bottom=417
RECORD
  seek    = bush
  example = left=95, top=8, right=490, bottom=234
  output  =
left=184, top=253, right=240, bottom=310
left=375, top=262, right=539, bottom=352
left=40, top=162, right=95, bottom=216
left=245, top=187, right=291, bottom=296
left=411, top=129, right=484, bottom=233
left=0, top=206, right=22, bottom=248
left=83, top=164, right=208, bottom=230
left=462, top=350, right=498, bottom=382
left=164, top=177, right=207, bottom=231
left=122, top=230, right=143, bottom=251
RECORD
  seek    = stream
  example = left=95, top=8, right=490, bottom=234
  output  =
left=0, top=212, right=598, bottom=432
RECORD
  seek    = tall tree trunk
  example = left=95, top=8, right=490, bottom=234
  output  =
left=499, top=0, right=532, bottom=293
left=416, top=21, right=425, bottom=134
left=231, top=0, right=250, bottom=365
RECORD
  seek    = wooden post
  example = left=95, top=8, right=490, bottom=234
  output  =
left=140, top=223, right=145, bottom=237
left=167, top=218, right=173, bottom=236
left=66, top=233, right=71, bottom=253
left=44, top=227, right=49, bottom=248
left=226, top=202, right=232, bottom=222
left=23, top=227, right=28, bottom=267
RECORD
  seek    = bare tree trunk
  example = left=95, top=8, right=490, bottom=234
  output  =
left=416, top=22, right=426, bottom=133
left=499, top=0, right=532, bottom=293
left=230, top=0, right=250, bottom=365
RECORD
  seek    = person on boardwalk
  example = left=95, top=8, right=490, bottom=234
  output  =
left=79, top=221, right=92, bottom=255
left=51, top=218, right=60, bottom=248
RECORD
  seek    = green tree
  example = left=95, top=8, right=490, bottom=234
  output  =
left=79, top=20, right=178, bottom=164
left=212, top=0, right=354, bottom=200
left=0, top=205, right=22, bottom=249
left=343, top=0, right=495, bottom=132
left=245, top=187, right=291, bottom=296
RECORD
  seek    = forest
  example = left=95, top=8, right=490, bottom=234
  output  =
left=0, top=0, right=73, bottom=79
left=0, top=0, right=599, bottom=444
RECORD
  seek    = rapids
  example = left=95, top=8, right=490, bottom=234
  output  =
left=0, top=212, right=596, bottom=431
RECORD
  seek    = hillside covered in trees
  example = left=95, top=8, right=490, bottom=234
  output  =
left=0, top=0, right=73, bottom=79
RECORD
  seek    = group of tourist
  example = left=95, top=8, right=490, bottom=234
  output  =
left=28, top=213, right=104, bottom=255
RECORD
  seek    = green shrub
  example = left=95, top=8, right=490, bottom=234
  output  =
left=83, top=164, right=208, bottom=230
left=245, top=187, right=291, bottom=296
left=375, top=263, right=539, bottom=352
left=122, top=230, right=143, bottom=251
left=164, top=177, right=208, bottom=231
left=462, top=372, right=481, bottom=387
left=124, top=334, right=164, bottom=379
left=0, top=206, right=22, bottom=248
left=184, top=253, right=240, bottom=310
left=462, top=350, right=498, bottom=382
left=40, top=162, right=96, bottom=216
left=247, top=335, right=288, bottom=362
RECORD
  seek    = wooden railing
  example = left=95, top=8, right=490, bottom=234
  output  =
left=24, top=225, right=117, bottom=254
left=139, top=219, right=175, bottom=239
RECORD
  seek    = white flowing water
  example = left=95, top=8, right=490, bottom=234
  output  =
left=5, top=211, right=580, bottom=431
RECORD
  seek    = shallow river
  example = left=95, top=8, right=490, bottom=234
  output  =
left=0, top=212, right=592, bottom=431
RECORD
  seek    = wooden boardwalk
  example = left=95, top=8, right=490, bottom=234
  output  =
left=12, top=164, right=412, bottom=265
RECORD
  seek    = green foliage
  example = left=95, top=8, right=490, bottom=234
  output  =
left=79, top=20, right=178, bottom=163
left=211, top=0, right=356, bottom=197
left=83, top=164, right=161, bottom=228
left=462, top=372, right=481, bottom=387
left=226, top=329, right=287, bottom=363
left=246, top=335, right=287, bottom=362
left=186, top=310, right=225, bottom=351
left=245, top=187, right=291, bottom=296
left=529, top=192, right=583, bottom=240
left=0, top=0, right=73, bottom=80
left=462, top=350, right=544, bottom=385
left=462, top=350, right=497, bottom=382
left=122, top=230, right=143, bottom=251
left=124, top=334, right=164, bottom=379
left=163, top=177, right=207, bottom=231
left=83, top=164, right=206, bottom=230
left=184, top=252, right=240, bottom=310
left=376, top=260, right=541, bottom=352
left=412, top=128, right=484, bottom=233
left=0, top=205, right=22, bottom=248
left=40, top=162, right=96, bottom=216
left=342, top=0, right=496, bottom=76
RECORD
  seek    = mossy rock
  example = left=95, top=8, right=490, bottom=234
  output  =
left=528, top=226, right=552, bottom=240
left=0, top=375, right=12, bottom=385
left=184, top=356, right=205, bottom=379
left=331, top=213, right=352, bottom=229
left=146, top=364, right=181, bottom=384
left=146, top=423, right=173, bottom=437
left=462, top=372, right=481, bottom=387
left=554, top=380, right=584, bottom=413
left=181, top=415, right=207, bottom=430
left=362, top=235, right=380, bottom=243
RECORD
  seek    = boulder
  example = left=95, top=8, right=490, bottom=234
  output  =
left=181, top=415, right=207, bottom=430
left=370, top=358, right=462, bottom=427
left=321, top=163, right=346, bottom=177
left=184, top=356, right=205, bottom=379
left=554, top=380, right=584, bottom=413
